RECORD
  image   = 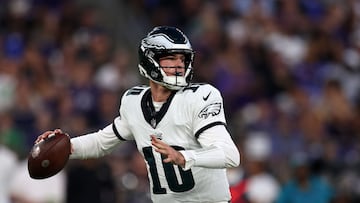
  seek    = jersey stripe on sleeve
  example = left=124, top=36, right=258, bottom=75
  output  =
left=112, top=122, right=127, bottom=141
left=194, top=121, right=227, bottom=139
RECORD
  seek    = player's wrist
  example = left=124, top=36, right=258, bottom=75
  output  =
left=179, top=150, right=195, bottom=170
left=176, top=151, right=186, bottom=168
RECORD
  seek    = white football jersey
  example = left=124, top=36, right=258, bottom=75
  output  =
left=112, top=83, right=232, bottom=202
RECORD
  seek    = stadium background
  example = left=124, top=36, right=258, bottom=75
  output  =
left=0, top=0, right=359, bottom=202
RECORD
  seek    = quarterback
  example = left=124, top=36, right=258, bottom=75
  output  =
left=37, top=26, right=240, bottom=203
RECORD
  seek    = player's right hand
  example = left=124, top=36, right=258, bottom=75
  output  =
left=35, top=129, right=74, bottom=154
left=35, top=129, right=64, bottom=144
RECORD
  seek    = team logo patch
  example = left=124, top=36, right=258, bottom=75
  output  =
left=198, top=103, right=222, bottom=119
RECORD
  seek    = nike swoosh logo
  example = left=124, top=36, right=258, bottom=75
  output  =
left=203, top=92, right=211, bottom=101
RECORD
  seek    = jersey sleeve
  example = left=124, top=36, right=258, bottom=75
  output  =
left=178, top=84, right=240, bottom=170
left=180, top=125, right=240, bottom=170
left=191, top=84, right=227, bottom=138
left=70, top=124, right=122, bottom=159
left=112, top=100, right=134, bottom=140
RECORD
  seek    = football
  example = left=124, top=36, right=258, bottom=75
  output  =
left=27, top=131, right=71, bottom=179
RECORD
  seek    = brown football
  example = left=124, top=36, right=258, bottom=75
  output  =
left=28, top=131, right=71, bottom=179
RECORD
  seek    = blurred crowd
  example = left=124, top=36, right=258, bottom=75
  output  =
left=0, top=0, right=360, bottom=203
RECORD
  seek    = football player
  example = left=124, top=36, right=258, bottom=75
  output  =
left=37, top=26, right=240, bottom=203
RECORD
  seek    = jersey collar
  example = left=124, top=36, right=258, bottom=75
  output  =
left=141, top=89, right=176, bottom=128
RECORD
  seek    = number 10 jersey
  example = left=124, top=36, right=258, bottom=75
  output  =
left=113, top=83, right=232, bottom=203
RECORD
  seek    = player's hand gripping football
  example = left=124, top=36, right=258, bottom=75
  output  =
left=35, top=128, right=60, bottom=143
left=151, top=135, right=185, bottom=168
left=35, top=129, right=74, bottom=154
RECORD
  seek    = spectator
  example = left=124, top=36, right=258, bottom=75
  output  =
left=276, top=152, right=334, bottom=203
left=231, top=132, right=280, bottom=203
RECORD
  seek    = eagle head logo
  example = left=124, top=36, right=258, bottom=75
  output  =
left=198, top=103, right=222, bottom=119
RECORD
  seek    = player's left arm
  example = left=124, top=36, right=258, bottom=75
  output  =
left=153, top=84, right=240, bottom=170
left=180, top=84, right=240, bottom=170
left=179, top=124, right=240, bottom=170
left=151, top=124, right=240, bottom=170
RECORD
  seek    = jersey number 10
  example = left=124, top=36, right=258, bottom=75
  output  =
left=143, top=146, right=195, bottom=194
